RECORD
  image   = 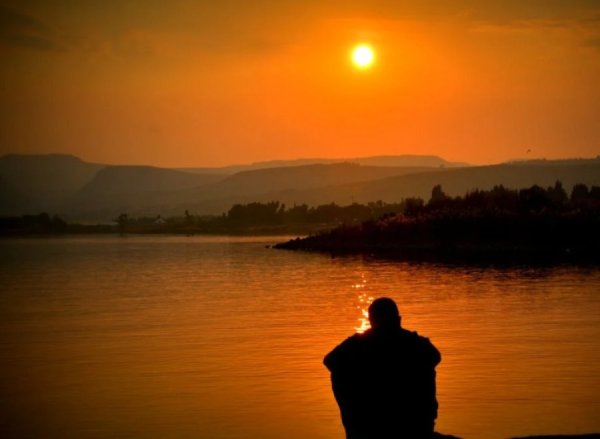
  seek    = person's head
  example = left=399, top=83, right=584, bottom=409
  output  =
left=368, top=297, right=401, bottom=331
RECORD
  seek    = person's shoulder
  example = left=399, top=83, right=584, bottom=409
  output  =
left=400, top=327, right=424, bottom=339
left=340, top=332, right=365, bottom=347
left=324, top=332, right=364, bottom=371
left=402, top=328, right=441, bottom=363
left=401, top=328, right=436, bottom=346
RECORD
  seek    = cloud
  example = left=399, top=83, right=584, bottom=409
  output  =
left=468, top=9, right=600, bottom=39
left=470, top=17, right=574, bottom=33
left=0, top=5, right=63, bottom=51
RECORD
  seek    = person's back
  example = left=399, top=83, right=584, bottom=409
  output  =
left=324, top=297, right=441, bottom=439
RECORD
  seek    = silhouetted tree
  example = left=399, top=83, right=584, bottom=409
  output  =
left=590, top=186, right=600, bottom=200
left=403, top=197, right=425, bottom=217
left=430, top=185, right=446, bottom=202
left=227, top=201, right=282, bottom=225
left=547, top=181, right=568, bottom=210
left=571, top=183, right=589, bottom=206
left=313, top=203, right=342, bottom=223
left=428, top=184, right=452, bottom=210
left=518, top=185, right=548, bottom=213
left=116, top=213, right=129, bottom=233
left=51, top=215, right=67, bottom=232
left=285, top=204, right=310, bottom=223
left=488, top=185, right=519, bottom=213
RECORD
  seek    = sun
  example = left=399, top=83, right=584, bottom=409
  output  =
left=351, top=44, right=375, bottom=69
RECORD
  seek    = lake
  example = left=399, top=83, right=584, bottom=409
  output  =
left=0, top=236, right=599, bottom=439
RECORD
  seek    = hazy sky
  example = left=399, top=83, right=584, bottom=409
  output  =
left=1, top=0, right=599, bottom=167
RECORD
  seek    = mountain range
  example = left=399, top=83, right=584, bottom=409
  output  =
left=1, top=153, right=599, bottom=222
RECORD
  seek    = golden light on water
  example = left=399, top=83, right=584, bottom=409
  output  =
left=351, top=44, right=375, bottom=70
left=353, top=277, right=373, bottom=333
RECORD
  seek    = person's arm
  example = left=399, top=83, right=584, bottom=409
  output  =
left=323, top=335, right=356, bottom=372
left=413, top=333, right=441, bottom=367
left=425, top=338, right=441, bottom=367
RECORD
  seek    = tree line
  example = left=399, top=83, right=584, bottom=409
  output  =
left=0, top=213, right=67, bottom=234
left=275, top=182, right=600, bottom=262
left=404, top=181, right=599, bottom=217
left=116, top=181, right=600, bottom=233
left=1, top=182, right=599, bottom=235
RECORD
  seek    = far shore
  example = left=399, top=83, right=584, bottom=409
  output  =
left=0, top=227, right=313, bottom=238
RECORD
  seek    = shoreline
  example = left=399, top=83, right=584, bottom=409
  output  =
left=273, top=240, right=600, bottom=265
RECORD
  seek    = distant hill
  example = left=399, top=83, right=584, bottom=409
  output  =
left=199, top=163, right=436, bottom=197
left=61, top=163, right=439, bottom=221
left=61, top=165, right=224, bottom=220
left=145, top=159, right=600, bottom=219
left=350, top=155, right=468, bottom=168
left=0, top=154, right=103, bottom=215
left=0, top=175, right=33, bottom=215
left=251, top=159, right=600, bottom=207
left=2, top=154, right=599, bottom=223
left=77, top=165, right=223, bottom=195
left=169, top=159, right=600, bottom=215
left=179, top=154, right=468, bottom=174
left=0, top=154, right=224, bottom=219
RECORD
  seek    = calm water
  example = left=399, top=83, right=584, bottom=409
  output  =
left=0, top=236, right=599, bottom=439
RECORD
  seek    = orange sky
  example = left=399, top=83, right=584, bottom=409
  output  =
left=1, top=1, right=599, bottom=167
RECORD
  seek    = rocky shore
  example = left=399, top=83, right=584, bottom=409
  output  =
left=274, top=212, right=600, bottom=264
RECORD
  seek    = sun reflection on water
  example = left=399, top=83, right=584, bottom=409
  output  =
left=352, top=276, right=373, bottom=333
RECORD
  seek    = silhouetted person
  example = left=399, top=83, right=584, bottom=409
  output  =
left=324, top=297, right=441, bottom=439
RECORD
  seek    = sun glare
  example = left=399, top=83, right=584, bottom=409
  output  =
left=351, top=44, right=375, bottom=69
